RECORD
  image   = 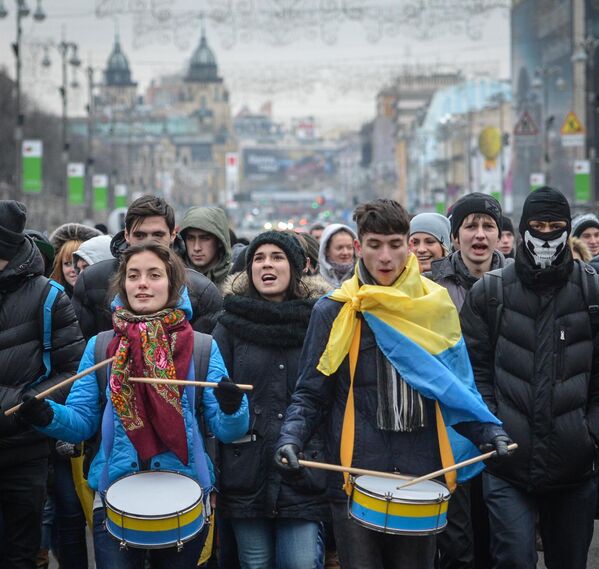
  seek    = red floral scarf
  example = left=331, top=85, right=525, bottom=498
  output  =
left=108, top=307, right=194, bottom=465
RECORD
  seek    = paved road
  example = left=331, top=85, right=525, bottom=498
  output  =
left=49, top=522, right=599, bottom=568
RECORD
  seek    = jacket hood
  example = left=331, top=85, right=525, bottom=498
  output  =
left=73, top=235, right=113, bottom=266
left=49, top=223, right=102, bottom=252
left=179, top=207, right=232, bottom=283
left=318, top=223, right=358, bottom=287
left=110, top=286, right=194, bottom=320
left=0, top=235, right=44, bottom=289
left=222, top=271, right=331, bottom=300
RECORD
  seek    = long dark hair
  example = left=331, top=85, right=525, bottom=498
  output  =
left=110, top=243, right=188, bottom=312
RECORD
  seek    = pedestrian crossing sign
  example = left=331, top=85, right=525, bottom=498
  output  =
left=514, top=111, right=538, bottom=136
left=560, top=112, right=585, bottom=135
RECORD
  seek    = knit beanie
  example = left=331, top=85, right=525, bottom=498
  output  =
left=246, top=231, right=306, bottom=275
left=450, top=193, right=502, bottom=238
left=501, top=216, right=515, bottom=234
left=571, top=212, right=599, bottom=238
left=0, top=200, right=27, bottom=260
left=518, top=186, right=571, bottom=239
left=409, top=213, right=451, bottom=251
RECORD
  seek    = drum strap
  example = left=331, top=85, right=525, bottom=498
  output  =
left=434, top=403, right=457, bottom=493
left=340, top=318, right=362, bottom=496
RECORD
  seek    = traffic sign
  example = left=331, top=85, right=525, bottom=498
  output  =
left=560, top=112, right=584, bottom=135
left=514, top=111, right=539, bottom=136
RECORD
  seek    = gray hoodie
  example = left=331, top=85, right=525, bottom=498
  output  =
left=318, top=223, right=358, bottom=287
left=72, top=235, right=113, bottom=266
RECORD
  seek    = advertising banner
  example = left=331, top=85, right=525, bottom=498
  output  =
left=67, top=163, right=85, bottom=205
left=93, top=174, right=109, bottom=211
left=22, top=140, right=43, bottom=194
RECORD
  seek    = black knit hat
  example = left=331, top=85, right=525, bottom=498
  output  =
left=450, top=193, right=502, bottom=238
left=246, top=231, right=306, bottom=274
left=519, top=186, right=571, bottom=238
left=0, top=200, right=27, bottom=260
left=501, top=216, right=514, bottom=234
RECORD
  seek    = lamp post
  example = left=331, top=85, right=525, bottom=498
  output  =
left=532, top=65, right=563, bottom=180
left=572, top=35, right=599, bottom=202
left=0, top=0, right=46, bottom=199
left=42, top=35, right=81, bottom=207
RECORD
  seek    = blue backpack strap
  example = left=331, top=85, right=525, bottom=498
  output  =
left=29, top=279, right=64, bottom=389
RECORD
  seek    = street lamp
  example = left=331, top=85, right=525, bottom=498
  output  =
left=0, top=0, right=46, bottom=199
left=532, top=65, right=563, bottom=177
left=572, top=35, right=599, bottom=202
left=42, top=36, right=81, bottom=203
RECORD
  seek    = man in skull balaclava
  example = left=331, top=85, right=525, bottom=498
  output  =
left=459, top=186, right=599, bottom=569
left=516, top=185, right=573, bottom=287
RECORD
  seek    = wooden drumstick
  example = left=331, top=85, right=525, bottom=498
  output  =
left=396, top=443, right=519, bottom=490
left=282, top=458, right=413, bottom=481
left=129, top=377, right=254, bottom=391
left=4, top=356, right=116, bottom=416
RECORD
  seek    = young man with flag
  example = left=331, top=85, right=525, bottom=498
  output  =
left=274, top=199, right=511, bottom=569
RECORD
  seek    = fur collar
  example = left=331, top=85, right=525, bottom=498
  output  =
left=218, top=272, right=332, bottom=348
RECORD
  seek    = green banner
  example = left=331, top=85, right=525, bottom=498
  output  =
left=491, top=191, right=501, bottom=203
left=530, top=173, right=545, bottom=192
left=93, top=174, right=109, bottom=211
left=67, top=163, right=85, bottom=205
left=434, top=191, right=446, bottom=215
left=22, top=140, right=43, bottom=193
left=574, top=160, right=591, bottom=203
left=114, top=184, right=128, bottom=209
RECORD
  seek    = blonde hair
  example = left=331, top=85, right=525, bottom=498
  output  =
left=569, top=237, right=592, bottom=262
left=49, top=240, right=83, bottom=285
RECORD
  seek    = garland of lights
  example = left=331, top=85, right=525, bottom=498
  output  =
left=95, top=0, right=509, bottom=47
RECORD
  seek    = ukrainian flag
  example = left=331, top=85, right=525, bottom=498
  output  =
left=317, top=254, right=500, bottom=485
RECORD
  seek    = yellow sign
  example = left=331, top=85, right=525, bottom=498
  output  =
left=560, top=112, right=585, bottom=135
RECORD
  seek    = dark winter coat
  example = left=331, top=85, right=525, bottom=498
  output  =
left=277, top=295, right=502, bottom=503
left=0, top=237, right=85, bottom=467
left=212, top=273, right=331, bottom=520
left=71, top=231, right=222, bottom=339
left=460, top=258, right=599, bottom=491
left=427, top=251, right=509, bottom=311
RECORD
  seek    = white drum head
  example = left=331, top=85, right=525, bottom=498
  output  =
left=106, top=471, right=202, bottom=516
left=355, top=475, right=450, bottom=501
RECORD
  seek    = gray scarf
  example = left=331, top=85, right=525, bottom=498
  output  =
left=357, top=260, right=427, bottom=432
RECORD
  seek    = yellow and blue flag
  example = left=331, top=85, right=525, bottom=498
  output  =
left=317, top=254, right=500, bottom=484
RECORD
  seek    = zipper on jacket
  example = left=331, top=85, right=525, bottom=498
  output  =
left=557, top=328, right=566, bottom=381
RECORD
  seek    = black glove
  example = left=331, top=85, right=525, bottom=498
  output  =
left=274, top=443, right=302, bottom=473
left=214, top=376, right=243, bottom=415
left=479, top=434, right=513, bottom=459
left=17, top=394, right=53, bottom=428
left=56, top=440, right=81, bottom=458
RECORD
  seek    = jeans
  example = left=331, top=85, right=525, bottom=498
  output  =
left=330, top=502, right=436, bottom=569
left=0, top=456, right=48, bottom=569
left=436, top=482, right=474, bottom=569
left=54, top=458, right=88, bottom=569
left=483, top=473, right=598, bottom=569
left=230, top=517, right=321, bottom=569
left=93, top=508, right=207, bottom=569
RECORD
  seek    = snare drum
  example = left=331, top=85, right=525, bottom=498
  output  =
left=349, top=475, right=450, bottom=535
left=105, top=471, right=204, bottom=549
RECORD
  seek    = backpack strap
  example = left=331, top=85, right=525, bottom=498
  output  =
left=94, top=331, right=115, bottom=410
left=578, top=260, right=599, bottom=336
left=29, top=279, right=64, bottom=389
left=482, top=270, right=504, bottom=347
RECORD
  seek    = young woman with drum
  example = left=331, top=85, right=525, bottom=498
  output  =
left=212, top=231, right=331, bottom=569
left=17, top=243, right=249, bottom=569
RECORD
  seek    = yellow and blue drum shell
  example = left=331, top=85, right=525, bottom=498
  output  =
left=350, top=476, right=450, bottom=535
left=105, top=471, right=204, bottom=548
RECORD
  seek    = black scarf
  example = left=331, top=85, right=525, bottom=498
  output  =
left=515, top=242, right=574, bottom=291
left=219, top=295, right=316, bottom=348
left=452, top=250, right=504, bottom=290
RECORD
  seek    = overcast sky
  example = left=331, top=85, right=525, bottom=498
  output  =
left=0, top=1, right=511, bottom=130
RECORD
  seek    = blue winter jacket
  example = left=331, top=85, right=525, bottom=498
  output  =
left=38, top=291, right=249, bottom=493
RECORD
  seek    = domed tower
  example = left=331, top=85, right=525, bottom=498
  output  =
left=185, top=27, right=220, bottom=84
left=99, top=33, right=138, bottom=110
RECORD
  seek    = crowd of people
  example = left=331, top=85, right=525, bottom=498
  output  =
left=0, top=187, right=598, bottom=569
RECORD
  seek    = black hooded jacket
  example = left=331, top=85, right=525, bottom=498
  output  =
left=461, top=248, right=599, bottom=491
left=71, top=230, right=222, bottom=339
left=0, top=237, right=84, bottom=467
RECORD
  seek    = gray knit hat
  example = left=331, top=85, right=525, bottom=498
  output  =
left=410, top=213, right=451, bottom=251
left=572, top=213, right=599, bottom=238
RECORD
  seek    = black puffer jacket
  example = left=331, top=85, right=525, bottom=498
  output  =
left=212, top=273, right=331, bottom=520
left=71, top=231, right=222, bottom=338
left=0, top=237, right=84, bottom=467
left=461, top=259, right=599, bottom=491
left=277, top=295, right=502, bottom=503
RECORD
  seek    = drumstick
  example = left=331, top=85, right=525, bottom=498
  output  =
left=129, top=377, right=254, bottom=391
left=4, top=356, right=116, bottom=416
left=396, top=443, right=519, bottom=490
left=282, top=458, right=413, bottom=481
